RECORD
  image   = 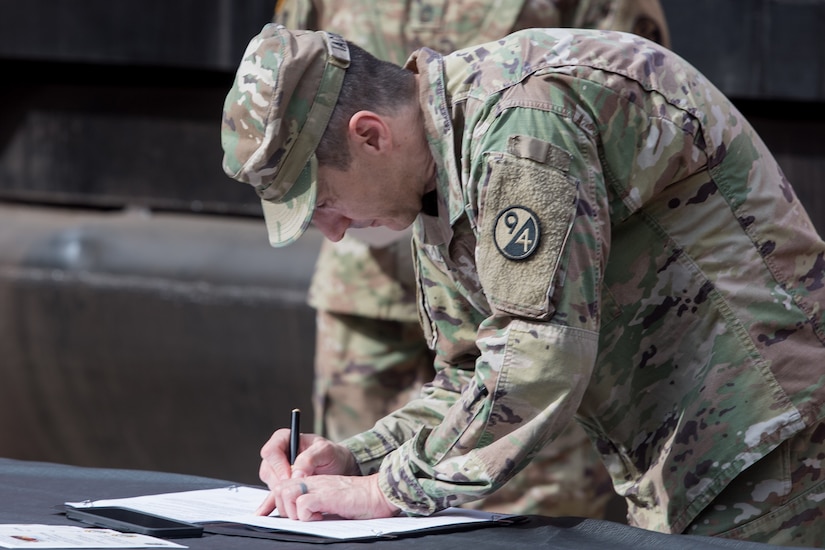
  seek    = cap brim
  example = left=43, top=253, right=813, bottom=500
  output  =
left=262, top=158, right=317, bottom=248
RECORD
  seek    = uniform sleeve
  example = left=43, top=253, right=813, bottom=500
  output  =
left=344, top=104, right=610, bottom=514
left=366, top=272, right=602, bottom=515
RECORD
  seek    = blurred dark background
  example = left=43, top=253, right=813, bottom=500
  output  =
left=0, top=0, right=823, bottom=486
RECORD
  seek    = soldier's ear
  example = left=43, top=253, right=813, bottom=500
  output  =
left=348, top=110, right=391, bottom=155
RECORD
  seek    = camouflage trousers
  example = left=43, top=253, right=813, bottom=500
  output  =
left=312, top=309, right=435, bottom=442
left=685, top=420, right=825, bottom=547
left=313, top=308, right=618, bottom=519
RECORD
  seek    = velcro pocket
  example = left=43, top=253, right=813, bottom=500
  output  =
left=478, top=148, right=578, bottom=318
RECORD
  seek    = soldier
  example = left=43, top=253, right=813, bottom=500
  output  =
left=274, top=0, right=671, bottom=518
left=222, top=24, right=825, bottom=547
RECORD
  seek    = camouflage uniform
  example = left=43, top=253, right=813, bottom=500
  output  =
left=274, top=0, right=670, bottom=518
left=330, top=29, right=825, bottom=545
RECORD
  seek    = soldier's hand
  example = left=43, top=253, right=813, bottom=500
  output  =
left=258, top=429, right=359, bottom=488
left=255, top=473, right=399, bottom=520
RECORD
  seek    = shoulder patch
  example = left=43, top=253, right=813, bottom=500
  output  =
left=478, top=150, right=578, bottom=318
left=493, top=206, right=541, bottom=260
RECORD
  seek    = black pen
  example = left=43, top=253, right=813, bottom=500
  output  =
left=289, top=408, right=300, bottom=465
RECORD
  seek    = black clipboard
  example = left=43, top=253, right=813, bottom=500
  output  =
left=201, top=515, right=529, bottom=544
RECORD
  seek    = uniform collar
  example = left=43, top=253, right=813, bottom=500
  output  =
left=406, top=48, right=464, bottom=248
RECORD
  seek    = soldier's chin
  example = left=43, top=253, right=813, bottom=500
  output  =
left=346, top=226, right=413, bottom=247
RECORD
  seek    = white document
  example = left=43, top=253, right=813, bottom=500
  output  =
left=66, top=486, right=511, bottom=540
left=234, top=507, right=511, bottom=539
left=0, top=525, right=186, bottom=548
left=66, top=487, right=265, bottom=524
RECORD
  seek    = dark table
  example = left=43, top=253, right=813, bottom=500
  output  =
left=0, top=458, right=796, bottom=549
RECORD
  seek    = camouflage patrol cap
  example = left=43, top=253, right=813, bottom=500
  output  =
left=221, top=24, right=350, bottom=247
